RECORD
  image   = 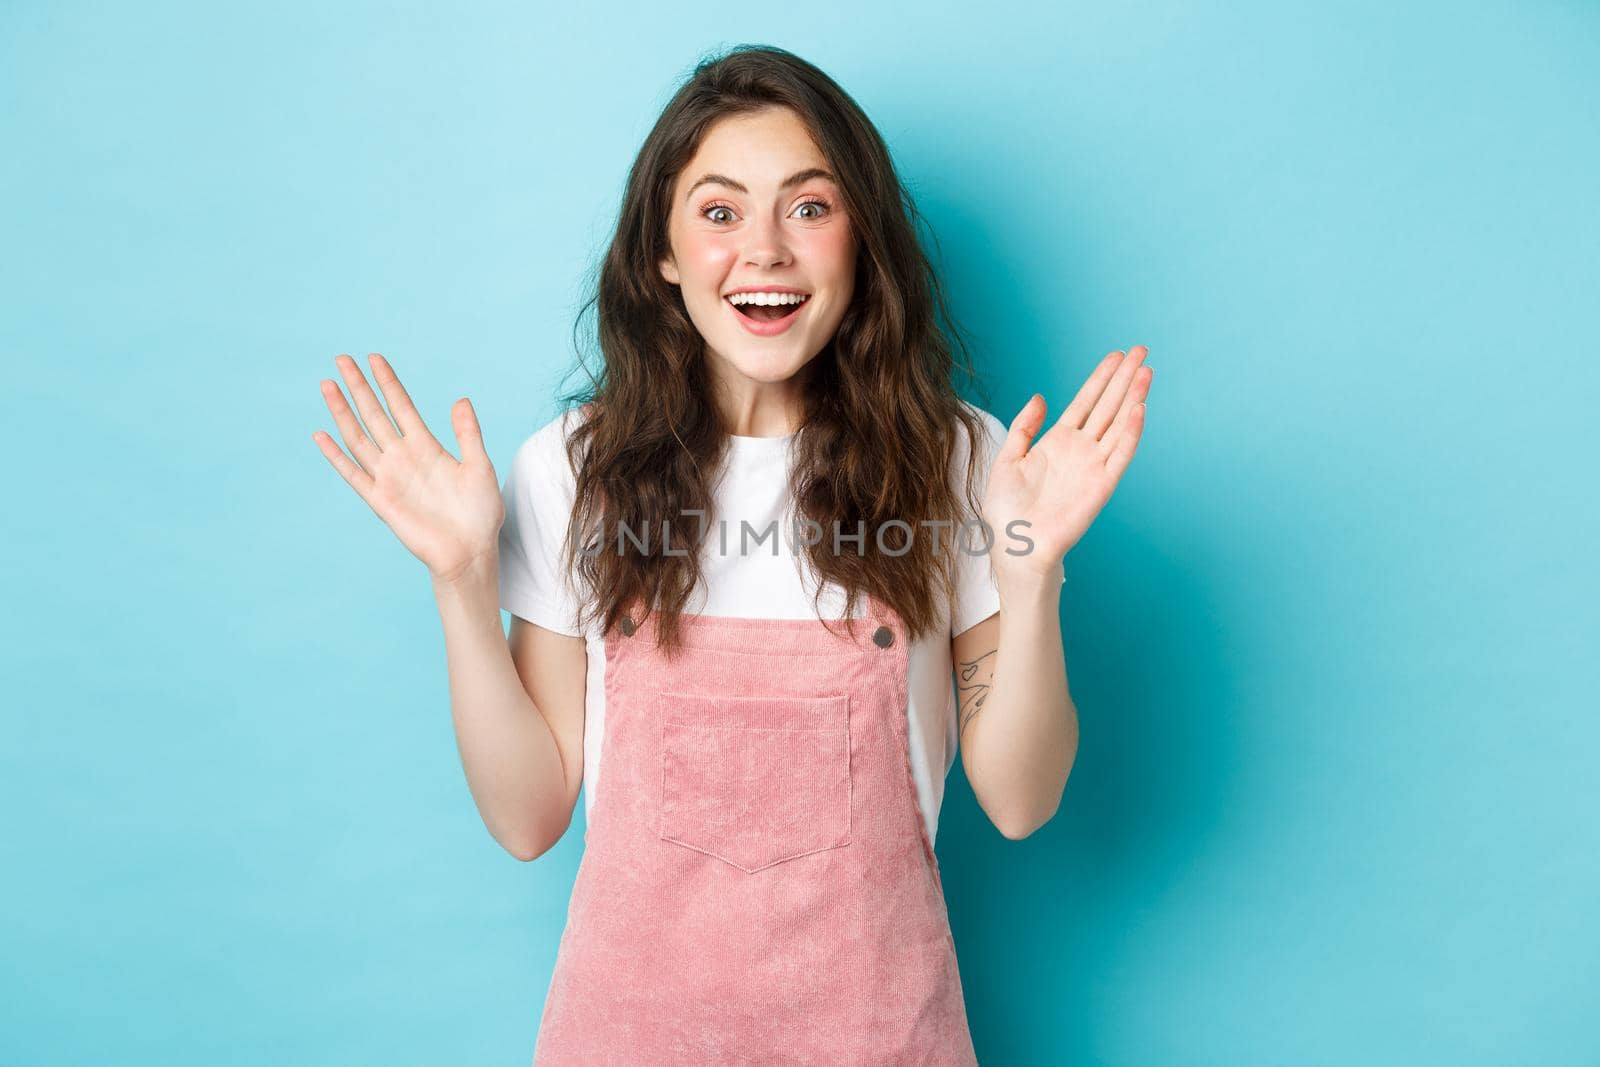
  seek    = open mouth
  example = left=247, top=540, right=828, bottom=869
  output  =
left=726, top=292, right=810, bottom=324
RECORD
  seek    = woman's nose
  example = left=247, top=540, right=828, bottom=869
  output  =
left=742, top=212, right=792, bottom=268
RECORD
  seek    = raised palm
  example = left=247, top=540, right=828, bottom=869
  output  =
left=982, top=345, right=1153, bottom=584
left=312, top=353, right=503, bottom=583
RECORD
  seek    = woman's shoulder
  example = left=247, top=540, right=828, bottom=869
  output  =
left=507, top=401, right=1003, bottom=484
left=506, top=404, right=596, bottom=485
left=950, top=399, right=1008, bottom=478
left=955, top=398, right=1006, bottom=447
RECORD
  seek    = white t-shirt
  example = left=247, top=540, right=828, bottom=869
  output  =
left=495, top=401, right=1008, bottom=845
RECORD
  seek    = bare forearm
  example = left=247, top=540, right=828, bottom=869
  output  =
left=962, top=570, right=1077, bottom=838
left=432, top=552, right=570, bottom=859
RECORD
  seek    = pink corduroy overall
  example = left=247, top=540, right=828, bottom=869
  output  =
left=531, top=594, right=979, bottom=1065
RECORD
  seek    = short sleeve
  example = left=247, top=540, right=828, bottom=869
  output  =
left=949, top=404, right=1007, bottom=639
left=948, top=402, right=1066, bottom=637
left=496, top=411, right=586, bottom=638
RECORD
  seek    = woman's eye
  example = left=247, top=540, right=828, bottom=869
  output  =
left=700, top=199, right=831, bottom=224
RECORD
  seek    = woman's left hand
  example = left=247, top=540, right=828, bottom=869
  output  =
left=982, top=345, right=1153, bottom=586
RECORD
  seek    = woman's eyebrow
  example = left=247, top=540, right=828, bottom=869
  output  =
left=684, top=167, right=836, bottom=202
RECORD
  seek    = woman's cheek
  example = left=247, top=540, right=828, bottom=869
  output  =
left=809, top=225, right=856, bottom=277
left=685, top=233, right=740, bottom=274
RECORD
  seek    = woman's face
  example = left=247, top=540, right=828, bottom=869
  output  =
left=660, top=106, right=857, bottom=427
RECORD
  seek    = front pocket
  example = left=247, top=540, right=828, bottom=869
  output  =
left=658, top=690, right=852, bottom=873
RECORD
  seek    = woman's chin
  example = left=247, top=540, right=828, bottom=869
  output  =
left=706, top=339, right=824, bottom=385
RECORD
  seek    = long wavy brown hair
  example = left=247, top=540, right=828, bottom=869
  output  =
left=553, top=44, right=992, bottom=655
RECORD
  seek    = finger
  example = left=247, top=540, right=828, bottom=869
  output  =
left=1083, top=344, right=1149, bottom=440
left=1043, top=350, right=1123, bottom=441
left=312, top=428, right=377, bottom=501
left=1096, top=364, right=1153, bottom=458
left=995, top=393, right=1048, bottom=463
left=334, top=353, right=401, bottom=448
left=320, top=375, right=382, bottom=472
left=367, top=352, right=432, bottom=441
left=450, top=397, right=491, bottom=467
left=1104, top=402, right=1146, bottom=482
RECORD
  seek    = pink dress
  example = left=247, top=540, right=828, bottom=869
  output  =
left=532, top=593, right=979, bottom=1065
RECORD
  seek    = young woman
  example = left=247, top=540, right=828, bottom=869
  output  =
left=312, top=44, right=1150, bottom=1066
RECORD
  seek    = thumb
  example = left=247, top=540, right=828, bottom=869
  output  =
left=997, top=393, right=1047, bottom=463
left=451, top=397, right=490, bottom=465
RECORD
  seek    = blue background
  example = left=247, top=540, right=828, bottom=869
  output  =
left=3, top=2, right=1595, bottom=1064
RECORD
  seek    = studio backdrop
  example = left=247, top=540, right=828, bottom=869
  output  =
left=2, top=2, right=1595, bottom=1064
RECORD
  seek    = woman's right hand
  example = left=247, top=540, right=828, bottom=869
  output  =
left=312, top=352, right=505, bottom=585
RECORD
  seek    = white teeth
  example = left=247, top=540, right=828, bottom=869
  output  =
left=727, top=292, right=808, bottom=307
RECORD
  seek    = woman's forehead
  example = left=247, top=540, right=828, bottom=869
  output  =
left=680, top=111, right=831, bottom=190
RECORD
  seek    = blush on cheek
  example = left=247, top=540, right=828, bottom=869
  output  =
left=801, top=228, right=856, bottom=289
left=682, top=235, right=740, bottom=274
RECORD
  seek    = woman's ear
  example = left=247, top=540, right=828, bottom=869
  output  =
left=659, top=255, right=680, bottom=286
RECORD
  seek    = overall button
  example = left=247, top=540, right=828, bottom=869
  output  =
left=620, top=616, right=637, bottom=637
left=872, top=625, right=894, bottom=648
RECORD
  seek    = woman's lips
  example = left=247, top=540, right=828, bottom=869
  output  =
left=726, top=295, right=809, bottom=337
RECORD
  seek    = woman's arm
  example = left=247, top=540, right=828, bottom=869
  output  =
left=957, top=344, right=1153, bottom=838
left=954, top=575, right=1076, bottom=840
left=432, top=554, right=588, bottom=861
left=313, top=352, right=585, bottom=861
